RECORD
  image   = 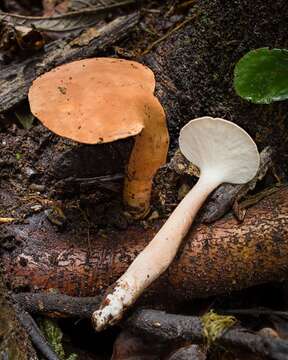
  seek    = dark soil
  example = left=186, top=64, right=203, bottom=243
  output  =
left=147, top=0, right=288, bottom=175
left=1, top=0, right=287, bottom=234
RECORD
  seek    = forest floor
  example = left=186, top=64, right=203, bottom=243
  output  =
left=1, top=0, right=288, bottom=359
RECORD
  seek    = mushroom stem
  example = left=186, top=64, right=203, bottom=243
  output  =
left=123, top=98, right=169, bottom=217
left=93, top=174, right=221, bottom=331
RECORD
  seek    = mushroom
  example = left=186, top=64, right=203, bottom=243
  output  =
left=92, top=116, right=260, bottom=331
left=28, top=58, right=169, bottom=217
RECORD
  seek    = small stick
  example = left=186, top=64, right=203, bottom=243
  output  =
left=127, top=309, right=288, bottom=360
left=14, top=293, right=101, bottom=319
left=141, top=14, right=199, bottom=55
left=16, top=306, right=60, bottom=360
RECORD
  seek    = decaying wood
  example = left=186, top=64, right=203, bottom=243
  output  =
left=127, top=309, right=288, bottom=360
left=2, top=186, right=288, bottom=303
left=0, top=274, right=36, bottom=359
left=0, top=12, right=139, bottom=113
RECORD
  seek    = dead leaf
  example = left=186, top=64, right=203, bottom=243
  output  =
left=0, top=20, right=16, bottom=51
left=65, top=0, right=136, bottom=11
left=0, top=19, right=44, bottom=53
left=0, top=1, right=135, bottom=33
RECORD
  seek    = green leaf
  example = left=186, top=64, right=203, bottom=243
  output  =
left=15, top=152, right=22, bottom=160
left=234, top=48, right=288, bottom=104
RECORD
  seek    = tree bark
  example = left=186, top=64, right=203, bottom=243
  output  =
left=2, top=186, right=288, bottom=303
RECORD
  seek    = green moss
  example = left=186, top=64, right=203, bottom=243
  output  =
left=202, top=310, right=237, bottom=346
left=39, top=318, right=77, bottom=360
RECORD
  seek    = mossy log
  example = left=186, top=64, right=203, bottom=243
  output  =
left=2, top=186, right=288, bottom=304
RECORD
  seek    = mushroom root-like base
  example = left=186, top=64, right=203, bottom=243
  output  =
left=123, top=179, right=153, bottom=218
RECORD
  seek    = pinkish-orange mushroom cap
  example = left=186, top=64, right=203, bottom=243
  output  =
left=28, top=58, right=169, bottom=217
left=28, top=58, right=156, bottom=144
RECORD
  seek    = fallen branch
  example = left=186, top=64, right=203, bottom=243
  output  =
left=14, top=292, right=100, bottom=318
left=127, top=309, right=288, bottom=360
left=0, top=12, right=139, bottom=113
left=2, top=186, right=288, bottom=303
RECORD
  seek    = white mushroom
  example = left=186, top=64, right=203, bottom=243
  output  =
left=92, top=116, right=260, bottom=331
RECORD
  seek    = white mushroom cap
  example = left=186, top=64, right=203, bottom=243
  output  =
left=179, top=117, right=260, bottom=184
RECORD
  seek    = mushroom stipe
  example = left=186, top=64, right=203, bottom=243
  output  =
left=92, top=117, right=260, bottom=331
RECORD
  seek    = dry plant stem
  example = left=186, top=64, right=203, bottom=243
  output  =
left=0, top=1, right=136, bottom=32
left=93, top=175, right=220, bottom=330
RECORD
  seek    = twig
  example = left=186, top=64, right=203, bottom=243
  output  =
left=14, top=292, right=101, bottom=318
left=127, top=309, right=288, bottom=360
left=141, top=14, right=198, bottom=55
left=16, top=306, right=60, bottom=360
left=74, top=173, right=123, bottom=183
left=14, top=296, right=288, bottom=360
